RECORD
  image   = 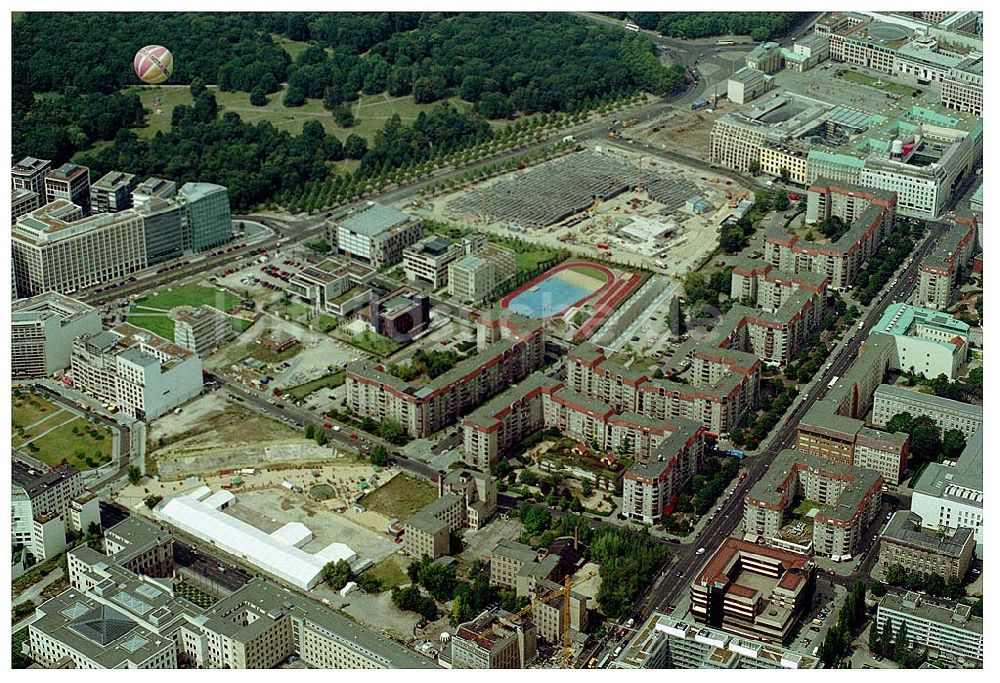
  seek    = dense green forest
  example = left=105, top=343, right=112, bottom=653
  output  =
left=606, top=12, right=806, bottom=41
left=14, top=12, right=683, bottom=210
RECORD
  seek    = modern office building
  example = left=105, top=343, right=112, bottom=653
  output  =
left=286, top=257, right=375, bottom=317
left=872, top=303, right=970, bottom=379
left=328, top=201, right=423, bottom=270
left=911, top=425, right=982, bottom=548
left=448, top=243, right=517, bottom=304
left=876, top=592, right=982, bottom=666
left=871, top=383, right=982, bottom=439
left=916, top=217, right=977, bottom=310
left=347, top=312, right=545, bottom=438
left=451, top=609, right=537, bottom=669
left=11, top=460, right=85, bottom=563
left=131, top=177, right=177, bottom=211
left=134, top=197, right=185, bottom=266
left=178, top=182, right=232, bottom=253
left=12, top=187, right=41, bottom=222
left=12, top=201, right=147, bottom=297
left=744, top=450, right=883, bottom=558
left=796, top=333, right=911, bottom=484
left=70, top=322, right=203, bottom=421
left=877, top=511, right=975, bottom=581
left=90, top=171, right=137, bottom=213
left=403, top=234, right=462, bottom=289
left=370, top=287, right=431, bottom=342
left=12, top=293, right=102, bottom=379
left=44, top=163, right=92, bottom=215
left=12, top=156, right=52, bottom=195
left=690, top=538, right=816, bottom=644
left=612, top=613, right=820, bottom=669
left=171, top=305, right=235, bottom=356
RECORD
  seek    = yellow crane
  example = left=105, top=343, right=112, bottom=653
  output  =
left=479, top=569, right=598, bottom=667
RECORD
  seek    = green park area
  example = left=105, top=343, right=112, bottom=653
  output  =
left=134, top=85, right=473, bottom=143
left=360, top=474, right=437, bottom=518
left=18, top=416, right=114, bottom=471
left=12, top=391, right=62, bottom=430
left=349, top=330, right=400, bottom=357
left=126, top=284, right=240, bottom=342
left=838, top=70, right=921, bottom=97
left=362, top=556, right=409, bottom=590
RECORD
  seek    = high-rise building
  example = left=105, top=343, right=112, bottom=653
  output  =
left=44, top=163, right=92, bottom=215
left=90, top=171, right=137, bottom=213
left=12, top=187, right=41, bottom=222
left=178, top=182, right=232, bottom=252
left=135, top=198, right=185, bottom=266
left=12, top=156, right=52, bottom=195
left=12, top=201, right=147, bottom=296
left=12, top=293, right=102, bottom=379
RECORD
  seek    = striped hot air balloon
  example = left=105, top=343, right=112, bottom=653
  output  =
left=134, top=45, right=173, bottom=84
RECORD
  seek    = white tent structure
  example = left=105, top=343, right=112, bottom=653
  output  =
left=156, top=489, right=357, bottom=590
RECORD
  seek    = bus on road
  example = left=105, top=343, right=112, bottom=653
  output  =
left=716, top=39, right=735, bottom=46
left=827, top=376, right=839, bottom=390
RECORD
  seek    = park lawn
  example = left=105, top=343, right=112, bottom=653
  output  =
left=231, top=317, right=254, bottom=333
left=839, top=70, right=920, bottom=97
left=12, top=392, right=62, bottom=430
left=287, top=371, right=346, bottom=400
left=569, top=264, right=611, bottom=285
left=270, top=33, right=317, bottom=60
left=30, top=418, right=114, bottom=470
left=133, top=85, right=474, bottom=142
left=134, top=284, right=239, bottom=313
left=125, top=314, right=176, bottom=342
left=12, top=410, right=72, bottom=449
left=276, top=301, right=312, bottom=323
left=315, top=314, right=339, bottom=333
left=363, top=555, right=410, bottom=590
left=360, top=474, right=437, bottom=518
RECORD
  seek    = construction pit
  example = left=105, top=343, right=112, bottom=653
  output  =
left=422, top=147, right=750, bottom=275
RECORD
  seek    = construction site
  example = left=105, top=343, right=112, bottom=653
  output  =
left=435, top=147, right=750, bottom=274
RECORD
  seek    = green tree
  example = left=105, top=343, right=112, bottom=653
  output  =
left=322, top=559, right=353, bottom=590
left=370, top=445, right=390, bottom=467
left=519, top=470, right=539, bottom=486
left=942, top=429, right=966, bottom=458
left=378, top=419, right=405, bottom=444
left=868, top=619, right=880, bottom=656
left=315, top=430, right=328, bottom=446
left=283, top=86, right=306, bottom=107
left=521, top=504, right=551, bottom=535
left=893, top=621, right=909, bottom=663
left=250, top=87, right=267, bottom=106
left=127, top=465, right=142, bottom=486
left=356, top=574, right=382, bottom=593
left=344, top=133, right=368, bottom=159
left=880, top=617, right=895, bottom=658
left=144, top=495, right=162, bottom=509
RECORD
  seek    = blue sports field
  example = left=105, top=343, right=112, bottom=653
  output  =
left=507, top=278, right=594, bottom=318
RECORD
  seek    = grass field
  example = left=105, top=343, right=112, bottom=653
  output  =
left=13, top=410, right=74, bottom=449
left=315, top=314, right=339, bottom=333
left=363, top=555, right=410, bottom=590
left=515, top=249, right=560, bottom=272
left=350, top=330, right=400, bottom=357
left=838, top=70, right=920, bottom=97
left=360, top=475, right=437, bottom=518
left=286, top=371, right=346, bottom=400
left=133, top=85, right=475, bottom=142
left=271, top=34, right=319, bottom=60
left=793, top=499, right=821, bottom=517
left=12, top=392, right=62, bottom=430
left=29, top=418, right=114, bottom=470
left=569, top=264, right=611, bottom=283
left=127, top=284, right=240, bottom=341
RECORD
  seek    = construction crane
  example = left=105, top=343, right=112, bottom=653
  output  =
left=479, top=569, right=599, bottom=667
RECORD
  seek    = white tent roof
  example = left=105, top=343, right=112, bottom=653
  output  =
left=271, top=522, right=313, bottom=548
left=156, top=490, right=356, bottom=590
left=316, top=542, right=358, bottom=565
left=189, top=486, right=212, bottom=501
left=203, top=490, right=235, bottom=510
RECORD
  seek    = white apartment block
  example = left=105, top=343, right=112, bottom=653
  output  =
left=403, top=234, right=461, bottom=289
left=11, top=460, right=85, bottom=563
left=877, top=593, right=982, bottom=666
left=70, top=323, right=203, bottom=421
left=622, top=425, right=706, bottom=524
left=448, top=243, right=517, bottom=304
left=12, top=292, right=102, bottom=379
left=13, top=200, right=147, bottom=296
left=911, top=426, right=982, bottom=548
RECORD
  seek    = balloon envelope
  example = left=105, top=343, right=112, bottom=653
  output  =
left=134, top=45, right=173, bottom=84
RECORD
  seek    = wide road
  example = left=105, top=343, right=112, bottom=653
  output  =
left=588, top=218, right=948, bottom=667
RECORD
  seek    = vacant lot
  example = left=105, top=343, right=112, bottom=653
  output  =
left=360, top=475, right=437, bottom=518
left=12, top=392, right=62, bottom=430
left=348, top=330, right=400, bottom=357
left=287, top=371, right=345, bottom=400
left=362, top=554, right=410, bottom=590
left=29, top=418, right=114, bottom=470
